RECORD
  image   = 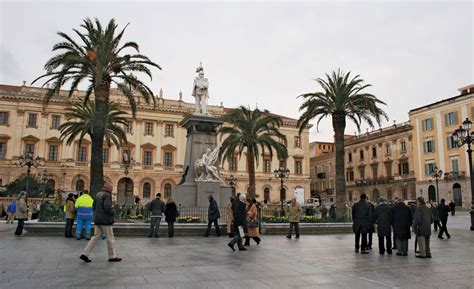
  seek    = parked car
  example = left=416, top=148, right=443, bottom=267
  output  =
left=305, top=198, right=321, bottom=208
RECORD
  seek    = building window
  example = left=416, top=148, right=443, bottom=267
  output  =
left=0, top=143, right=6, bottom=160
left=279, top=137, right=287, bottom=147
left=348, top=152, right=352, bottom=162
left=48, top=145, right=58, bottom=161
left=295, top=160, right=302, bottom=175
left=451, top=158, right=459, bottom=173
left=371, top=165, right=378, bottom=179
left=25, top=144, right=35, bottom=155
left=103, top=148, right=109, bottom=163
left=0, top=112, right=9, bottom=125
left=398, top=162, right=409, bottom=175
left=143, top=150, right=153, bottom=166
left=124, top=121, right=133, bottom=134
left=402, top=187, right=408, bottom=200
left=346, top=170, right=354, bottom=182
left=358, top=166, right=365, bottom=179
left=471, top=106, right=474, bottom=119
left=165, top=124, right=174, bottom=137
left=444, top=111, right=458, bottom=126
left=229, top=156, right=237, bottom=171
left=385, top=144, right=392, bottom=156
left=27, top=113, right=37, bottom=127
left=400, top=141, right=406, bottom=152
left=122, top=149, right=132, bottom=162
left=372, top=147, right=377, bottom=158
left=164, top=183, right=172, bottom=199
left=422, top=118, right=433, bottom=131
left=143, top=182, right=151, bottom=199
left=424, top=162, right=436, bottom=176
left=446, top=135, right=458, bottom=149
left=51, top=115, right=61, bottom=129
left=77, top=146, right=87, bottom=162
left=164, top=152, right=173, bottom=168
left=385, top=163, right=392, bottom=177
left=359, top=150, right=364, bottom=160
left=294, top=136, right=301, bottom=148
left=423, top=139, right=435, bottom=153
left=263, top=159, right=271, bottom=173
left=264, top=187, right=270, bottom=202
left=144, top=122, right=153, bottom=135
left=279, top=159, right=287, bottom=169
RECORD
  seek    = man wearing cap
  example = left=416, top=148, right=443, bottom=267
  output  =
left=413, top=197, right=433, bottom=258
left=80, top=183, right=121, bottom=263
left=374, top=197, right=392, bottom=255
left=352, top=193, right=372, bottom=254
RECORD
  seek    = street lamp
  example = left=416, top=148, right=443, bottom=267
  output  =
left=451, top=117, right=473, bottom=231
left=16, top=151, right=42, bottom=198
left=225, top=174, right=238, bottom=197
left=274, top=167, right=290, bottom=214
left=430, top=167, right=443, bottom=203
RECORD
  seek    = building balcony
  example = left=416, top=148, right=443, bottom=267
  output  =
left=317, top=172, right=326, bottom=179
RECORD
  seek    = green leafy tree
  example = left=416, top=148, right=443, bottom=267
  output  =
left=33, top=18, right=161, bottom=195
left=59, top=101, right=128, bottom=148
left=219, top=106, right=288, bottom=199
left=297, top=70, right=388, bottom=220
left=5, top=174, right=53, bottom=198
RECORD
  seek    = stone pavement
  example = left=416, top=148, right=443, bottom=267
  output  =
left=0, top=212, right=472, bottom=289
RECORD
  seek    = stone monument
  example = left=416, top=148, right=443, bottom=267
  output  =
left=174, top=64, right=232, bottom=207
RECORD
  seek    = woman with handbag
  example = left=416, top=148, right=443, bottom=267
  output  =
left=244, top=198, right=261, bottom=246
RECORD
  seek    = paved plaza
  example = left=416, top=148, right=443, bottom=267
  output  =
left=0, top=213, right=473, bottom=289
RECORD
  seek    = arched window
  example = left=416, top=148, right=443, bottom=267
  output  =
left=264, top=187, right=270, bottom=202
left=46, top=179, right=56, bottom=195
left=143, top=182, right=151, bottom=199
left=164, top=183, right=172, bottom=199
left=76, top=179, right=85, bottom=192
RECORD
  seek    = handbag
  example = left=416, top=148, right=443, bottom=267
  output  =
left=248, top=217, right=258, bottom=229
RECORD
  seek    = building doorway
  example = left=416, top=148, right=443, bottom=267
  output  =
left=118, top=177, right=134, bottom=205
left=428, top=185, right=436, bottom=202
left=453, top=183, right=462, bottom=206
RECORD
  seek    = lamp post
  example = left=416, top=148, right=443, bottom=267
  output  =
left=16, top=151, right=42, bottom=198
left=225, top=174, right=238, bottom=197
left=274, top=167, right=290, bottom=214
left=451, top=117, right=473, bottom=231
left=431, top=167, right=443, bottom=203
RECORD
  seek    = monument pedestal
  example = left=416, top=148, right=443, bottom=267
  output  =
left=174, top=115, right=231, bottom=207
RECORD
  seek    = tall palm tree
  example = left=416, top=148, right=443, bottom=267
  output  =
left=59, top=101, right=128, bottom=148
left=219, top=106, right=288, bottom=199
left=297, top=70, right=388, bottom=220
left=33, top=18, right=161, bottom=194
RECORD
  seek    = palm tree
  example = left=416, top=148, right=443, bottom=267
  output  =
left=59, top=101, right=128, bottom=148
left=219, top=106, right=288, bottom=199
left=33, top=18, right=161, bottom=194
left=297, top=70, right=388, bottom=220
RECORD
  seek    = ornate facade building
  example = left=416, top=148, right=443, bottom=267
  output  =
left=409, top=85, right=473, bottom=208
left=0, top=84, right=311, bottom=205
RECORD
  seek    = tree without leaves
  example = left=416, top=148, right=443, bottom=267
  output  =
left=219, top=106, right=288, bottom=199
left=33, top=18, right=161, bottom=195
left=297, top=70, right=388, bottom=220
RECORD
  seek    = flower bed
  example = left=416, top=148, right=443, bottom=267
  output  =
left=177, top=216, right=202, bottom=223
left=262, top=216, right=337, bottom=223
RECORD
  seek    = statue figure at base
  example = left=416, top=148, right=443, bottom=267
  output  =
left=192, top=62, right=209, bottom=115
left=195, top=146, right=221, bottom=182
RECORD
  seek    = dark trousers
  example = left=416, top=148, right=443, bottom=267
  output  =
left=228, top=231, right=244, bottom=249
left=392, top=233, right=397, bottom=249
left=433, top=220, right=440, bottom=231
left=167, top=221, right=174, bottom=237
left=14, top=219, right=25, bottom=236
left=355, top=228, right=368, bottom=251
left=149, top=217, right=161, bottom=237
left=368, top=231, right=373, bottom=248
left=244, top=236, right=261, bottom=245
left=438, top=218, right=450, bottom=238
left=451, top=210, right=455, bottom=216
left=288, top=222, right=300, bottom=237
left=205, top=219, right=220, bottom=236
left=65, top=219, right=74, bottom=237
left=396, top=239, right=408, bottom=255
left=378, top=235, right=392, bottom=253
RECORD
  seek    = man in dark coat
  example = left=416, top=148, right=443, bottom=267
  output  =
left=374, top=197, right=392, bottom=255
left=146, top=193, right=165, bottom=238
left=413, top=197, right=433, bottom=258
left=431, top=201, right=440, bottom=231
left=80, top=183, right=121, bottom=263
left=437, top=199, right=451, bottom=239
left=204, top=195, right=221, bottom=237
left=227, top=194, right=247, bottom=251
left=448, top=200, right=455, bottom=216
left=352, top=193, right=372, bottom=254
left=391, top=199, right=412, bottom=256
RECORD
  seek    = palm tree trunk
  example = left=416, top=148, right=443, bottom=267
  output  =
left=333, top=111, right=346, bottom=221
left=246, top=149, right=256, bottom=199
left=90, top=85, right=109, bottom=196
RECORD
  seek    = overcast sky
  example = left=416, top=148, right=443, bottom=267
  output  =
left=0, top=0, right=472, bottom=142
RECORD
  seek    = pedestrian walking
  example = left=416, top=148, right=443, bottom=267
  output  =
left=6, top=199, right=16, bottom=224
left=413, top=197, right=433, bottom=259
left=244, top=199, right=261, bottom=246
left=64, top=193, right=76, bottom=238
left=437, top=199, right=451, bottom=239
left=391, top=199, right=412, bottom=256
left=367, top=198, right=375, bottom=250
left=286, top=198, right=303, bottom=239
left=14, top=192, right=27, bottom=236
left=146, top=193, right=165, bottom=238
left=164, top=197, right=178, bottom=238
left=374, top=197, right=392, bottom=255
left=80, top=183, right=121, bottom=263
left=352, top=193, right=372, bottom=254
left=448, top=200, right=455, bottom=216
left=226, top=197, right=235, bottom=238
left=75, top=191, right=94, bottom=240
left=204, top=195, right=221, bottom=237
left=430, top=202, right=440, bottom=232
left=227, top=194, right=247, bottom=252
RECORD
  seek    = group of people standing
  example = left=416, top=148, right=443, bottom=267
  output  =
left=352, top=193, right=453, bottom=258
left=146, top=193, right=179, bottom=238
